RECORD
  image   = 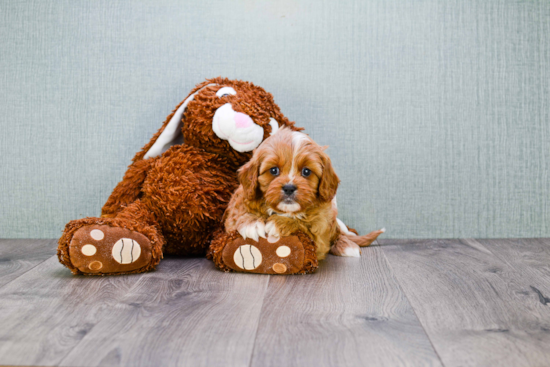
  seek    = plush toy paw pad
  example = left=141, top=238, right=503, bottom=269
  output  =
left=90, top=229, right=105, bottom=240
left=222, top=235, right=305, bottom=274
left=111, top=238, right=142, bottom=264
left=88, top=261, right=103, bottom=271
left=81, top=244, right=97, bottom=256
left=233, top=244, right=262, bottom=270
left=275, top=245, right=291, bottom=257
left=272, top=263, right=287, bottom=273
left=69, top=225, right=152, bottom=274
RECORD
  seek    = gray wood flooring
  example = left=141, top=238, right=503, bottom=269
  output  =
left=0, top=238, right=549, bottom=367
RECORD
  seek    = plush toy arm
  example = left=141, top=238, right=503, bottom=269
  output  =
left=101, top=89, right=193, bottom=218
left=101, top=158, right=155, bottom=217
left=101, top=99, right=181, bottom=218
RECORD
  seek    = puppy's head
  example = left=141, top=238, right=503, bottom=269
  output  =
left=239, top=127, right=339, bottom=213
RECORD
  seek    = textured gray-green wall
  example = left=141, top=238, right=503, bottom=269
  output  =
left=1, top=0, right=549, bottom=239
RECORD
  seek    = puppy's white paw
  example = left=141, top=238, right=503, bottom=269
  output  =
left=341, top=244, right=361, bottom=257
left=265, top=221, right=280, bottom=240
left=238, top=221, right=266, bottom=242
left=330, top=237, right=361, bottom=258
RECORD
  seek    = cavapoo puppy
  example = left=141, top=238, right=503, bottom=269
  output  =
left=224, top=127, right=384, bottom=260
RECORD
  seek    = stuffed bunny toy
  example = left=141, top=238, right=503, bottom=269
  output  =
left=58, top=77, right=308, bottom=275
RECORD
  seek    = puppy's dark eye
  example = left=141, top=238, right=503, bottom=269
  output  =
left=302, top=168, right=311, bottom=177
left=270, top=167, right=280, bottom=176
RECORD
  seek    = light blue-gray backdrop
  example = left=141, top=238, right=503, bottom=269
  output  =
left=1, top=0, right=549, bottom=239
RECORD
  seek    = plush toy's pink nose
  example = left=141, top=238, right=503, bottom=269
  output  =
left=234, top=112, right=253, bottom=129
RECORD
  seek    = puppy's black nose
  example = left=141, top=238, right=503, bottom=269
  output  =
left=282, top=184, right=297, bottom=196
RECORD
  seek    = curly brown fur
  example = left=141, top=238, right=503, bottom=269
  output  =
left=139, top=145, right=239, bottom=255
left=102, top=158, right=156, bottom=218
left=294, top=231, right=318, bottom=274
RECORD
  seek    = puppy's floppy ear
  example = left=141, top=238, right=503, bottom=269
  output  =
left=238, top=153, right=261, bottom=201
left=318, top=152, right=339, bottom=202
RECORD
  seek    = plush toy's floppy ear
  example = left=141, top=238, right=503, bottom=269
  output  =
left=318, top=153, right=340, bottom=202
left=139, top=83, right=217, bottom=160
left=238, top=154, right=261, bottom=201
left=268, top=118, right=280, bottom=136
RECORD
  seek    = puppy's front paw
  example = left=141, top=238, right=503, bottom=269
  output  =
left=238, top=220, right=266, bottom=242
left=265, top=221, right=281, bottom=242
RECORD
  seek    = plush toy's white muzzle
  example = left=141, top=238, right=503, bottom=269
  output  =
left=212, top=103, right=265, bottom=152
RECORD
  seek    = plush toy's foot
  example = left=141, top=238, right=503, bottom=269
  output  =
left=67, top=224, right=153, bottom=274
left=58, top=217, right=164, bottom=275
left=208, top=230, right=318, bottom=274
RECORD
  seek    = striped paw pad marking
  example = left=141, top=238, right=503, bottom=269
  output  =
left=81, top=244, right=97, bottom=256
left=233, top=244, right=262, bottom=270
left=111, top=238, right=141, bottom=264
left=90, top=229, right=104, bottom=241
left=272, top=263, right=287, bottom=273
left=276, top=245, right=291, bottom=257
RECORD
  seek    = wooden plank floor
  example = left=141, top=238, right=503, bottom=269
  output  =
left=0, top=239, right=549, bottom=367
